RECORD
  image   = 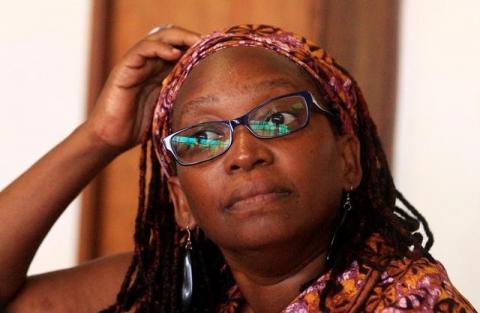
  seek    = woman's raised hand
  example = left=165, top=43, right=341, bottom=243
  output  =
left=84, top=26, right=201, bottom=153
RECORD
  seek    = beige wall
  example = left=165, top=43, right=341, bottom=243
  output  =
left=0, top=1, right=91, bottom=274
left=395, top=0, right=480, bottom=308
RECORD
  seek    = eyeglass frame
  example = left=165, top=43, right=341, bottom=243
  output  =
left=162, top=90, right=333, bottom=166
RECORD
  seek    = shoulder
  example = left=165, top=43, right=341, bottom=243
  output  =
left=364, top=256, right=476, bottom=313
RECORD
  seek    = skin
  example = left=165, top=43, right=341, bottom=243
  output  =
left=0, top=26, right=362, bottom=313
left=168, top=46, right=362, bottom=313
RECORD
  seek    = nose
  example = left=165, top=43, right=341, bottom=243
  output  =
left=223, top=126, right=274, bottom=174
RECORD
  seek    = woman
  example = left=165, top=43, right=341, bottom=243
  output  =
left=0, top=25, right=475, bottom=313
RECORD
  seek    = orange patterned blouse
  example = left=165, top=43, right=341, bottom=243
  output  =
left=219, top=233, right=476, bottom=313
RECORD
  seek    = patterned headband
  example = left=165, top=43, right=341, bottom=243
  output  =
left=152, top=24, right=361, bottom=178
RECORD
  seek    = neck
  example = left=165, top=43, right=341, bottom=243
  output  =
left=222, top=237, right=329, bottom=313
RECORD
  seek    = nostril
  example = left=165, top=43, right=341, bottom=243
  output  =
left=253, top=159, right=266, bottom=167
left=230, top=164, right=241, bottom=171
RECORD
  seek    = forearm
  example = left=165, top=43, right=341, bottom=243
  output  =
left=0, top=122, right=119, bottom=303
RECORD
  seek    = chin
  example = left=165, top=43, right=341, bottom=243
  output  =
left=215, top=216, right=304, bottom=251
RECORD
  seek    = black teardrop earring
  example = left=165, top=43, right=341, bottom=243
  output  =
left=326, top=187, right=353, bottom=267
left=182, top=226, right=193, bottom=312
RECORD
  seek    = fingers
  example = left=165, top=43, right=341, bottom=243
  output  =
left=110, top=26, right=200, bottom=89
left=124, top=40, right=182, bottom=68
left=146, top=26, right=201, bottom=47
left=122, top=26, right=200, bottom=68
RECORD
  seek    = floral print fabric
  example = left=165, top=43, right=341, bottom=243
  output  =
left=219, top=233, right=476, bottom=313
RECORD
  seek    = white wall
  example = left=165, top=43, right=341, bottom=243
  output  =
left=395, top=0, right=480, bottom=308
left=0, top=1, right=91, bottom=274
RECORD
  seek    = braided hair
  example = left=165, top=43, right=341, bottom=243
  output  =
left=101, top=25, right=434, bottom=313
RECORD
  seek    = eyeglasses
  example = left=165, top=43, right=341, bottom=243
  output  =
left=162, top=90, right=332, bottom=166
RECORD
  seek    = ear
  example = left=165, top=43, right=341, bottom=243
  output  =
left=167, top=176, right=197, bottom=229
left=336, top=134, right=363, bottom=190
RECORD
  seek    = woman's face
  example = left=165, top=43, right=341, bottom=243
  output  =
left=167, top=46, right=361, bottom=254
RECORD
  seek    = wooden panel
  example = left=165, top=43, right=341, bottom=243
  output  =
left=80, top=0, right=398, bottom=259
left=318, top=0, right=399, bottom=158
left=107, top=0, right=326, bottom=66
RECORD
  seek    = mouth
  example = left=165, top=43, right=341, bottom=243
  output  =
left=224, top=182, right=293, bottom=213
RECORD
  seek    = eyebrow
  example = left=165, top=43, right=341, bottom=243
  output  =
left=178, top=77, right=300, bottom=118
left=180, top=94, right=219, bottom=116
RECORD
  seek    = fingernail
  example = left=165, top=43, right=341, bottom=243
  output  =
left=171, top=47, right=181, bottom=54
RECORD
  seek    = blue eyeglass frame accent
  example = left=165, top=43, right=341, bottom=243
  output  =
left=162, top=90, right=333, bottom=166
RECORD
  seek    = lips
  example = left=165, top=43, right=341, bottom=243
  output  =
left=223, top=181, right=293, bottom=212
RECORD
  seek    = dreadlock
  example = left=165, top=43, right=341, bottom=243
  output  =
left=101, top=24, right=435, bottom=313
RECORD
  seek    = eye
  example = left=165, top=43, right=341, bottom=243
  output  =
left=265, top=112, right=297, bottom=125
left=192, top=129, right=222, bottom=143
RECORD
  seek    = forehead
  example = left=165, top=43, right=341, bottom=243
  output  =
left=171, top=46, right=318, bottom=128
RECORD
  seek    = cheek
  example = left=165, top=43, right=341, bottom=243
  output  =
left=309, top=140, right=341, bottom=186
left=177, top=166, right=224, bottom=227
left=294, top=121, right=341, bottom=183
left=301, top=144, right=341, bottom=199
left=288, top=124, right=344, bottom=218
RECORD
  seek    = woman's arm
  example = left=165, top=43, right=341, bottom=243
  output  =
left=0, top=26, right=200, bottom=309
left=0, top=122, right=119, bottom=306
left=5, top=252, right=133, bottom=313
